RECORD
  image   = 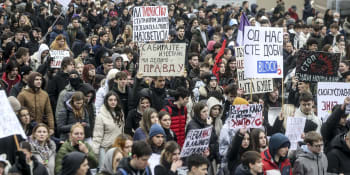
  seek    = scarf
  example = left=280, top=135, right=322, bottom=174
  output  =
left=29, top=137, right=53, bottom=161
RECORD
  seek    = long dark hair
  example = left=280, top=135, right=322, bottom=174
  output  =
left=160, top=141, right=180, bottom=165
left=103, top=91, right=124, bottom=125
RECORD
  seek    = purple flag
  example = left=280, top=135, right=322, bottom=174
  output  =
left=236, top=13, right=250, bottom=46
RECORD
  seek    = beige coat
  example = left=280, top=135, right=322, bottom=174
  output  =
left=92, top=105, right=124, bottom=154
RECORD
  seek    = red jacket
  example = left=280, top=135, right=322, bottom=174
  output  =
left=261, top=149, right=292, bottom=175
left=161, top=102, right=187, bottom=148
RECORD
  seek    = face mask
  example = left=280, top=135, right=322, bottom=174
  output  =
left=69, top=76, right=82, bottom=90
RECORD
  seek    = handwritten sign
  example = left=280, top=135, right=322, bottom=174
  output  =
left=285, top=117, right=306, bottom=150
left=133, top=6, right=169, bottom=42
left=227, top=104, right=263, bottom=129
left=296, top=50, right=340, bottom=82
left=139, top=43, right=186, bottom=76
left=235, top=47, right=274, bottom=94
left=50, top=50, right=70, bottom=68
left=0, top=90, right=27, bottom=139
left=243, top=26, right=283, bottom=78
left=317, top=82, right=350, bottom=122
left=180, top=126, right=212, bottom=157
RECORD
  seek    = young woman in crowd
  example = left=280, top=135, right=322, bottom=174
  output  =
left=147, top=124, right=166, bottom=154
left=158, top=111, right=177, bottom=142
left=112, top=134, right=133, bottom=157
left=18, top=107, right=37, bottom=136
left=250, top=128, right=268, bottom=153
left=50, top=34, right=70, bottom=51
left=207, top=96, right=223, bottom=137
left=82, top=64, right=104, bottom=90
left=154, top=141, right=182, bottom=175
left=28, top=123, right=56, bottom=175
left=57, top=91, right=91, bottom=141
left=92, top=91, right=124, bottom=168
left=55, top=123, right=98, bottom=174
left=133, top=108, right=159, bottom=141
left=98, top=147, right=124, bottom=175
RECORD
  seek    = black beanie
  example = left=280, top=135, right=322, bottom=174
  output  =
left=60, top=152, right=86, bottom=175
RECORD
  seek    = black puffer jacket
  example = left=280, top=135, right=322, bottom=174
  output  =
left=47, top=71, right=70, bottom=114
left=327, top=133, right=350, bottom=174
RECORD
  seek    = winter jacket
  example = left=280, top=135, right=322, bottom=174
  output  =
left=125, top=108, right=142, bottom=137
left=11, top=151, right=49, bottom=175
left=47, top=70, right=70, bottom=114
left=55, top=140, right=98, bottom=174
left=92, top=105, right=124, bottom=154
left=293, top=145, right=328, bottom=175
left=17, top=87, right=55, bottom=129
left=261, top=134, right=292, bottom=175
left=55, top=84, right=75, bottom=118
left=186, top=114, right=220, bottom=163
left=226, top=132, right=249, bottom=174
left=207, top=97, right=223, bottom=137
left=9, top=80, right=26, bottom=97
left=59, top=151, right=89, bottom=175
left=163, top=127, right=177, bottom=142
left=133, top=127, right=147, bottom=141
left=116, top=157, right=151, bottom=175
left=31, top=44, right=49, bottom=71
left=149, top=86, right=167, bottom=111
left=49, top=27, right=70, bottom=46
left=29, top=137, right=56, bottom=175
left=57, top=99, right=91, bottom=140
left=294, top=108, right=322, bottom=133
left=154, top=160, right=176, bottom=175
left=67, top=24, right=84, bottom=46
left=162, top=101, right=187, bottom=147
left=192, top=27, right=209, bottom=48
left=327, top=133, right=350, bottom=174
left=321, top=105, right=350, bottom=153
left=235, top=164, right=263, bottom=175
left=72, top=39, right=86, bottom=57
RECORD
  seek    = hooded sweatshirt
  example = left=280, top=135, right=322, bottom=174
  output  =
left=207, top=97, right=223, bottom=137
left=99, top=148, right=116, bottom=175
left=261, top=133, right=292, bottom=175
left=31, top=44, right=49, bottom=71
left=59, top=151, right=86, bottom=175
left=293, top=145, right=328, bottom=175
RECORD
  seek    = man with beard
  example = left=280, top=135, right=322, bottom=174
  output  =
left=171, top=26, right=189, bottom=46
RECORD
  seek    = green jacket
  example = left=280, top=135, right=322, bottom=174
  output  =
left=55, top=140, right=98, bottom=174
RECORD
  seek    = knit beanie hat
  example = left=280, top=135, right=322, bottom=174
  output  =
left=233, top=97, right=249, bottom=105
left=149, top=124, right=166, bottom=138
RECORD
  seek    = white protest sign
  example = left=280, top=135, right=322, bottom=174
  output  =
left=317, top=82, right=350, bottom=122
left=268, top=107, right=281, bottom=126
left=243, top=26, right=283, bottom=78
left=148, top=153, right=160, bottom=175
left=227, top=104, right=263, bottom=129
left=50, top=50, right=70, bottom=68
left=0, top=90, right=27, bottom=139
left=180, top=126, right=212, bottom=157
left=285, top=117, right=306, bottom=150
left=57, top=0, right=71, bottom=8
left=133, top=6, right=169, bottom=42
left=139, top=43, right=186, bottom=76
left=235, top=47, right=274, bottom=94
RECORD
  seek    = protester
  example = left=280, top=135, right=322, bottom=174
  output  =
left=134, top=108, right=159, bottom=141
left=186, top=154, right=210, bottom=175
left=234, top=151, right=263, bottom=175
left=17, top=107, right=37, bottom=136
left=154, top=141, right=182, bottom=175
left=59, top=151, right=89, bottom=175
left=158, top=111, right=177, bottom=142
left=112, top=134, right=133, bottom=157
left=98, top=148, right=124, bottom=175
left=327, top=130, right=350, bottom=174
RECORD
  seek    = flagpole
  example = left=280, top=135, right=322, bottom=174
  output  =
left=13, top=135, right=20, bottom=150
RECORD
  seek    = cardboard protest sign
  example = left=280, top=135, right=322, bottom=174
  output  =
left=243, top=26, right=283, bottom=78
left=235, top=47, right=274, bottom=94
left=50, top=50, right=70, bottom=68
left=285, top=117, right=306, bottom=150
left=0, top=90, right=27, bottom=139
left=296, top=50, right=340, bottom=82
left=139, top=43, right=186, bottom=76
left=133, top=6, right=169, bottom=42
left=227, top=104, right=263, bottom=129
left=317, top=82, right=350, bottom=122
left=180, top=126, right=212, bottom=157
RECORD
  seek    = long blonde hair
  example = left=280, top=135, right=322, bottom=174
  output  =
left=50, top=34, right=70, bottom=50
left=121, top=25, right=133, bottom=42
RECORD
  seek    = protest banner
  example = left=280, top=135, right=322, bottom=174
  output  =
left=268, top=107, right=281, bottom=126
left=180, top=126, right=212, bottom=157
left=243, top=26, right=283, bottom=78
left=139, top=43, right=186, bottom=76
left=235, top=47, right=274, bottom=94
left=317, top=82, right=350, bottom=122
left=133, top=6, right=169, bottom=42
left=0, top=90, right=27, bottom=139
left=50, top=50, right=70, bottom=68
left=227, top=104, right=263, bottom=129
left=285, top=117, right=306, bottom=150
left=296, top=50, right=340, bottom=82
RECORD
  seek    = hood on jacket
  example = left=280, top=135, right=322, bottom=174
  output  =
left=100, top=148, right=116, bottom=174
left=33, top=44, right=49, bottom=63
left=60, top=151, right=87, bottom=175
left=27, top=72, right=41, bottom=91
left=207, top=97, right=222, bottom=116
left=207, top=97, right=223, bottom=136
left=79, top=83, right=96, bottom=105
left=268, top=133, right=290, bottom=160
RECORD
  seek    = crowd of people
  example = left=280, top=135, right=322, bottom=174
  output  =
left=0, top=0, right=349, bottom=174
